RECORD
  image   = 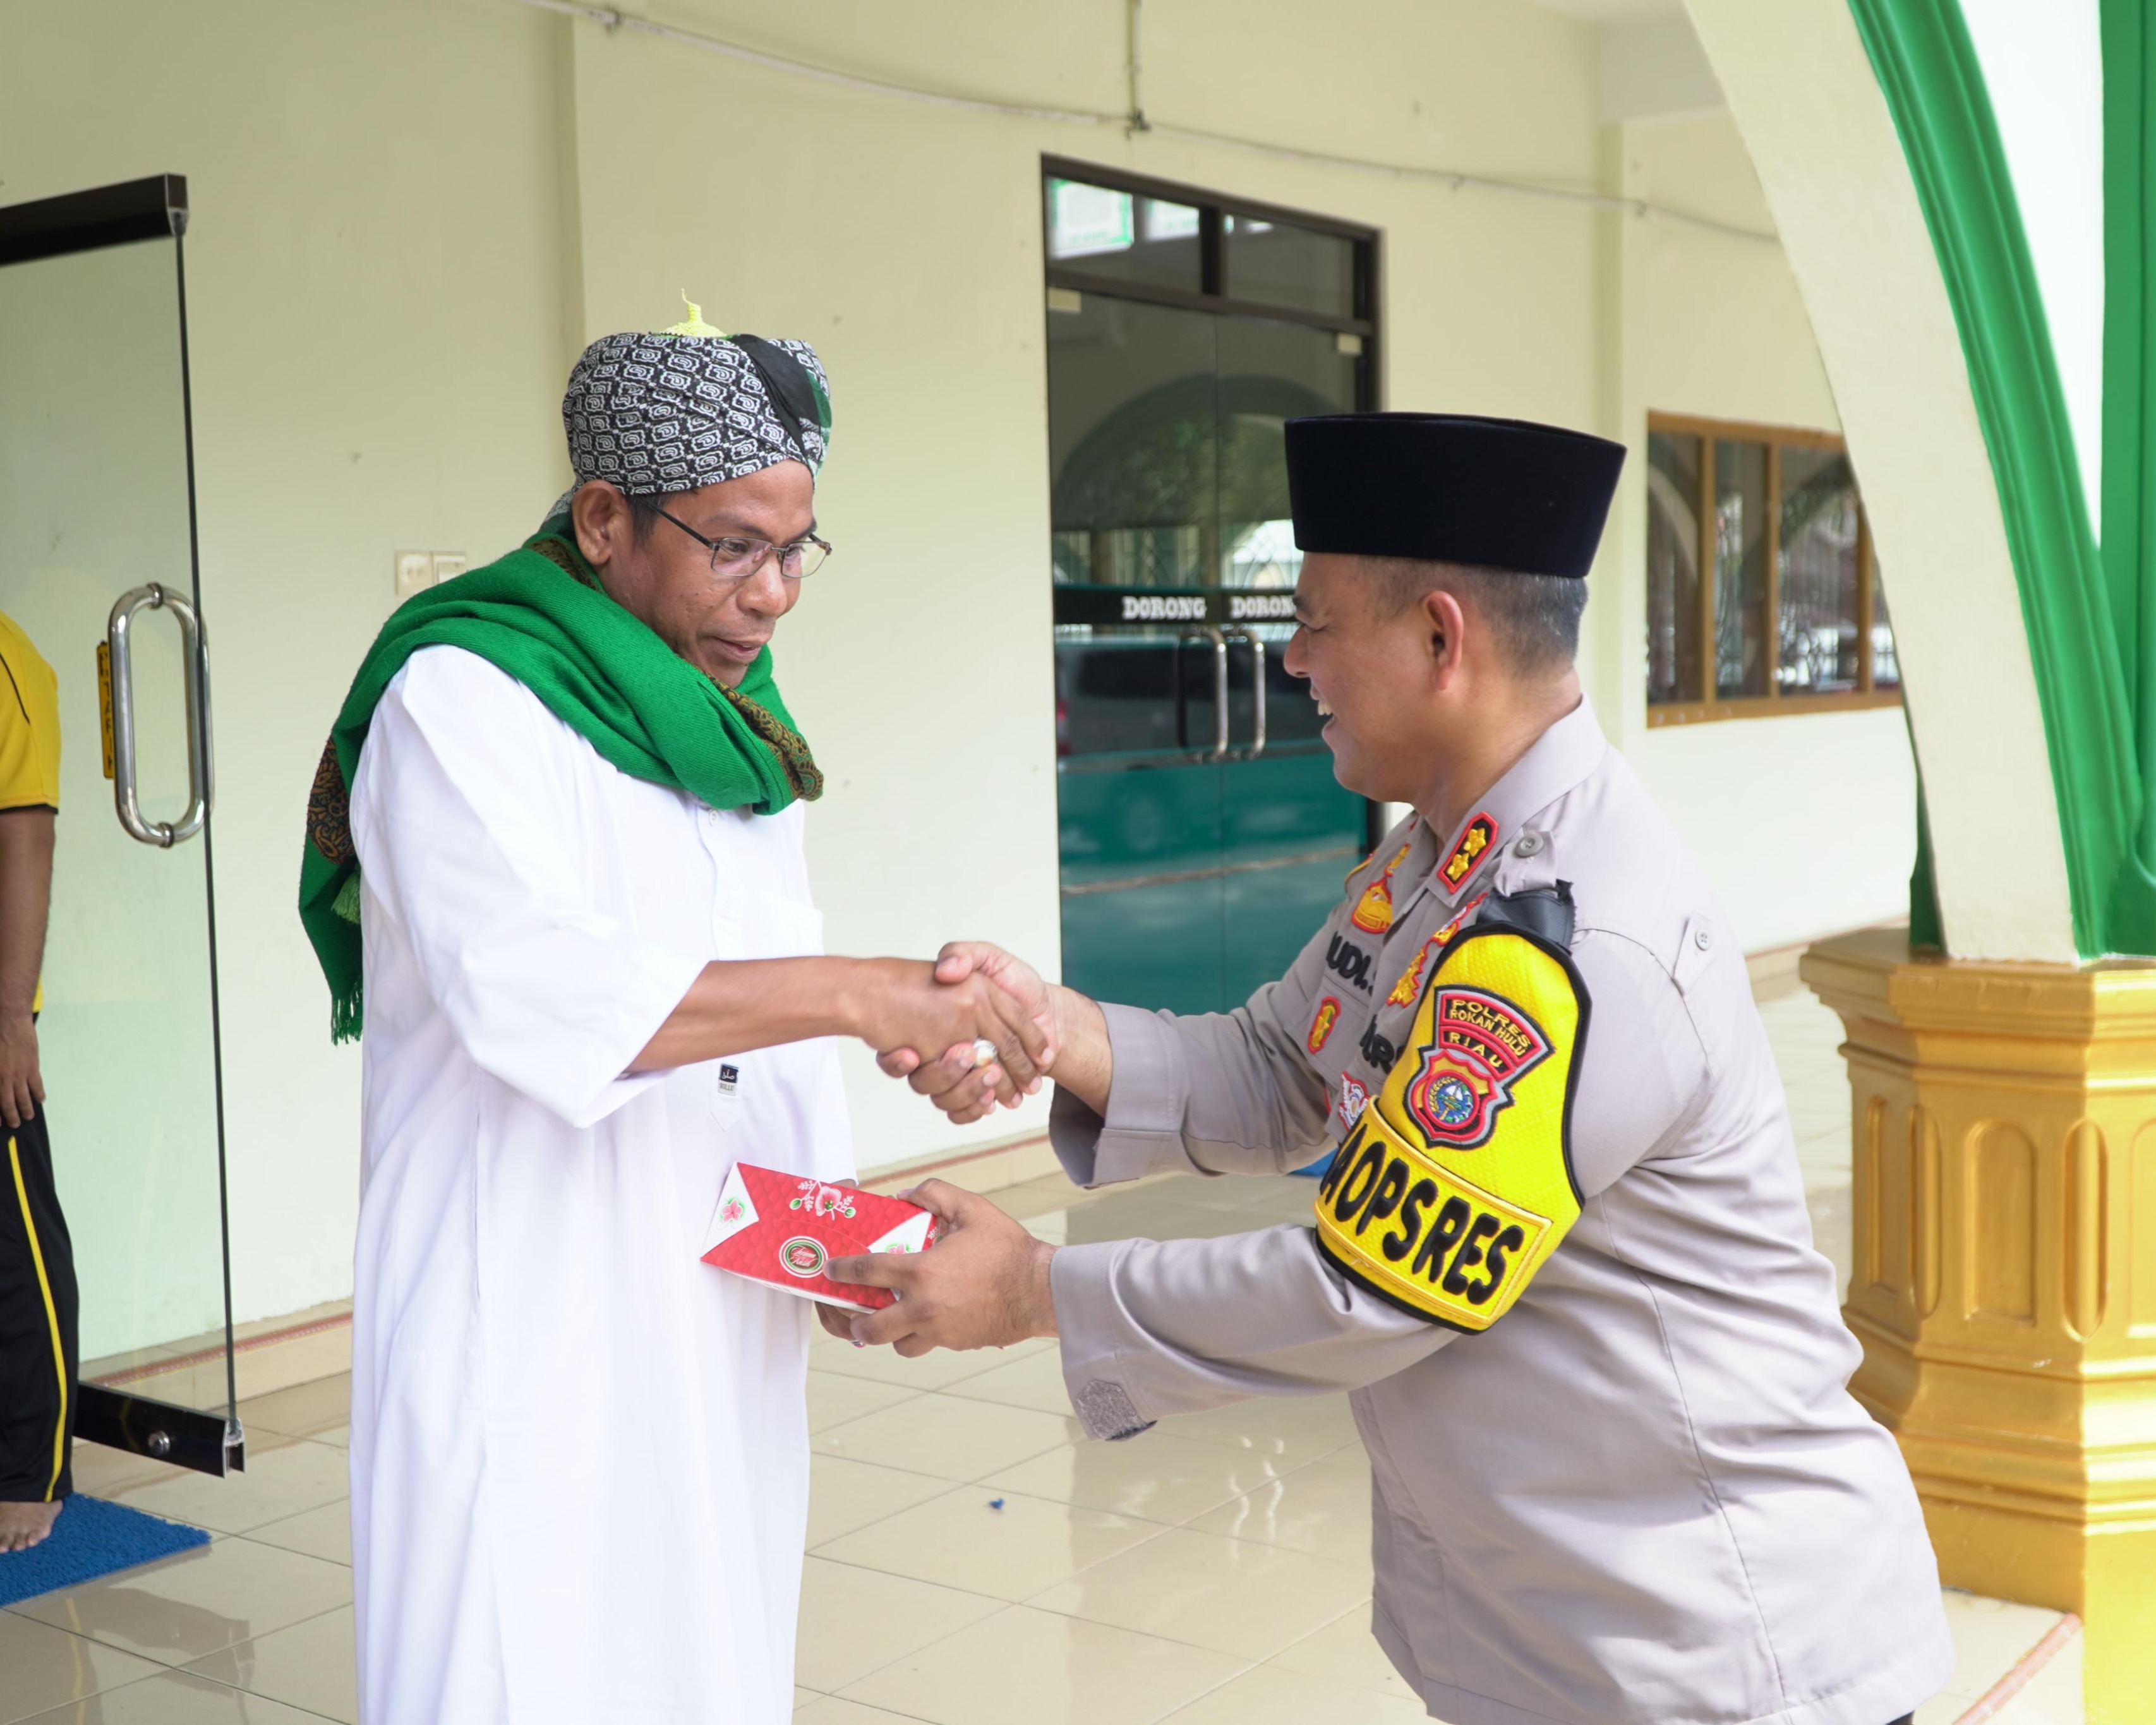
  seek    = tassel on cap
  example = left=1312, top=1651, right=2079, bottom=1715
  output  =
left=662, top=291, right=727, bottom=339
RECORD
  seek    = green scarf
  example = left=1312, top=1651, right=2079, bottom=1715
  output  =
left=299, top=511, right=821, bottom=1042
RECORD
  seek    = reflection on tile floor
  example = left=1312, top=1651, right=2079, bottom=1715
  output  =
left=0, top=990, right=2079, bottom=1723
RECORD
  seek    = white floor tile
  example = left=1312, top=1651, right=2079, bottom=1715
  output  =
left=839, top=1604, right=1248, bottom=1725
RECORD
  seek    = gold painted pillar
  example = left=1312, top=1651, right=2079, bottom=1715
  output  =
left=1800, top=929, right=2156, bottom=1722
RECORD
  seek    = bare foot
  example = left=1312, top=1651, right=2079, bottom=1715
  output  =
left=0, top=1500, right=61, bottom=1552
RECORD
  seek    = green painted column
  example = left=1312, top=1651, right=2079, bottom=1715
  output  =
left=1689, top=8, right=2156, bottom=1714
left=2103, top=0, right=2156, bottom=953
left=1850, top=0, right=2154, bottom=959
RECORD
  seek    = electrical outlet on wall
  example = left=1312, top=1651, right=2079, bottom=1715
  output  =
left=394, top=551, right=469, bottom=599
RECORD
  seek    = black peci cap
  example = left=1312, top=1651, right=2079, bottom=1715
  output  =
left=1285, top=412, right=1626, bottom=578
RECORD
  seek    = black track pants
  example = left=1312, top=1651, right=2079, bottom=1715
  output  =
left=1, top=1107, right=76, bottom=1502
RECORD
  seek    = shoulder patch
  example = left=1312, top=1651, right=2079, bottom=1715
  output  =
left=1313, top=924, right=1588, bottom=1331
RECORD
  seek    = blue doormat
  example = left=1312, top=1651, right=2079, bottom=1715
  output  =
left=0, top=1494, right=210, bottom=1606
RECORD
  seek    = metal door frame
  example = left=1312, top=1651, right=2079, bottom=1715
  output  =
left=1042, top=157, right=1390, bottom=857
left=0, top=175, right=243, bottom=1475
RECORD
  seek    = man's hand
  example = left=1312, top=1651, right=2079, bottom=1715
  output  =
left=827, top=1179, right=1057, bottom=1357
left=632, top=952, right=1056, bottom=1109
left=877, top=943, right=1054, bottom=1121
left=879, top=943, right=1112, bottom=1121
left=0, top=807, right=53, bottom=1133
left=847, top=955, right=1055, bottom=1107
left=0, top=1013, right=39, bottom=1131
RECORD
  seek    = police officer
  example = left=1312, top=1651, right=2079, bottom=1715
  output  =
left=836, top=413, right=1950, bottom=1725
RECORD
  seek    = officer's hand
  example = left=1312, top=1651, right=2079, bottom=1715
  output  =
left=877, top=943, right=1056, bottom=1121
left=853, top=956, right=1052, bottom=1107
left=828, top=1179, right=1057, bottom=1356
left=0, top=1014, right=42, bottom=1131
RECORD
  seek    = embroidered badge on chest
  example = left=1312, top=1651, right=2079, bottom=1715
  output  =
left=1439, top=813, right=1498, bottom=891
left=1385, top=893, right=1488, bottom=1007
left=1351, top=841, right=1415, bottom=934
left=1404, top=985, right=1552, bottom=1150
left=1308, top=996, right=1342, bottom=1054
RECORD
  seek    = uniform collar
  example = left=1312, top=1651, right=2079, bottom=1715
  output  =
left=1425, top=697, right=1608, bottom=908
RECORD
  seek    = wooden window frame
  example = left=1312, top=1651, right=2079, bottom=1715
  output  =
left=1646, top=410, right=1902, bottom=728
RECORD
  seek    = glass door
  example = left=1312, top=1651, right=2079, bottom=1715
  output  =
left=1045, top=173, right=1373, bottom=1016
left=0, top=177, right=240, bottom=1476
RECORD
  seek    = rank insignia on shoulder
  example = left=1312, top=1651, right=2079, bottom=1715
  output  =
left=1308, top=995, right=1341, bottom=1054
left=1350, top=841, right=1414, bottom=934
left=1312, top=922, right=1588, bottom=1332
left=1439, top=812, right=1498, bottom=892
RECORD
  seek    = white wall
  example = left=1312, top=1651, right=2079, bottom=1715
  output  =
left=1684, top=0, right=2075, bottom=961
left=1960, top=0, right=2104, bottom=531
left=3, top=0, right=577, bottom=1328
left=1595, top=111, right=1918, bottom=951
left=560, top=0, right=1606, bottom=1168
left=1, top=0, right=1905, bottom=1331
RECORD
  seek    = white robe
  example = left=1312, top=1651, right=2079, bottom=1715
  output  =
left=347, top=645, right=852, bottom=1725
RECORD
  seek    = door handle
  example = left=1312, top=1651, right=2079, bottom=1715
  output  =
left=1223, top=628, right=1267, bottom=759
left=1177, top=625, right=1231, bottom=762
left=105, top=584, right=214, bottom=848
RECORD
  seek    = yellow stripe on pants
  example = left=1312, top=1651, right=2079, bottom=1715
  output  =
left=8, top=1133, right=67, bottom=1502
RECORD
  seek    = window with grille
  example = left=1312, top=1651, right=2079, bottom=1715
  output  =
left=1646, top=413, right=1900, bottom=724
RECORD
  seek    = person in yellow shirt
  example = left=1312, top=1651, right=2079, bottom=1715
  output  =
left=0, top=608, right=72, bottom=1552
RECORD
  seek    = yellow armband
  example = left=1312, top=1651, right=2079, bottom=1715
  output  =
left=1313, top=923, right=1588, bottom=1331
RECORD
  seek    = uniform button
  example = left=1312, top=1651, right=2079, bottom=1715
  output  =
left=1513, top=834, right=1544, bottom=858
left=1695, top=925, right=1713, bottom=950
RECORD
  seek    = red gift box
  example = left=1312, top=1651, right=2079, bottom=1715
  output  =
left=700, top=1162, right=938, bottom=1312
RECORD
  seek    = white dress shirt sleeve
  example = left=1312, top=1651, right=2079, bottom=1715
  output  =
left=349, top=647, right=708, bottom=1127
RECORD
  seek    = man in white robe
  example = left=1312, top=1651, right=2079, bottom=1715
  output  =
left=303, top=311, right=1049, bottom=1724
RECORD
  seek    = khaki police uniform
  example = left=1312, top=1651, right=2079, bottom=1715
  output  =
left=1047, top=699, right=1951, bottom=1725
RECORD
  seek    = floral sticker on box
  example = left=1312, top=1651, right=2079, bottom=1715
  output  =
left=699, top=1162, right=939, bottom=1311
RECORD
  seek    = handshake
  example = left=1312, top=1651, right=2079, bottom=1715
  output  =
left=805, top=941, right=1107, bottom=1357
left=860, top=940, right=1090, bottom=1125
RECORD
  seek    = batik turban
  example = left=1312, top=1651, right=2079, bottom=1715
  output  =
left=562, top=306, right=832, bottom=496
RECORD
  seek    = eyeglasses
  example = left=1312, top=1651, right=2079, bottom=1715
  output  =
left=654, top=505, right=832, bottom=580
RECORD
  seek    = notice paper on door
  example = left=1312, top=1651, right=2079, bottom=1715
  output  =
left=700, top=1162, right=938, bottom=1313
